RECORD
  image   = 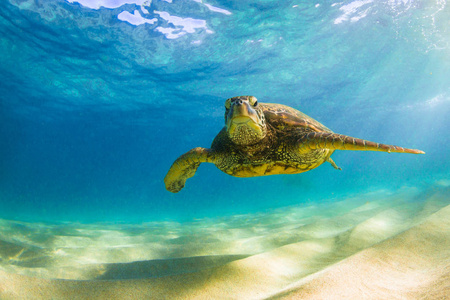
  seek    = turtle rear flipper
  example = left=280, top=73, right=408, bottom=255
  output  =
left=299, top=132, right=425, bottom=154
left=327, top=157, right=342, bottom=170
left=164, top=147, right=215, bottom=193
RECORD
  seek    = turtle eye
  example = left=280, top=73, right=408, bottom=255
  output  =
left=225, top=98, right=231, bottom=109
left=248, top=96, right=258, bottom=107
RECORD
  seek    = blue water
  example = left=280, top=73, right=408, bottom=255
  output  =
left=0, top=0, right=449, bottom=223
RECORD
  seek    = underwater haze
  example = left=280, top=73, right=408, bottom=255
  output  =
left=1, top=0, right=449, bottom=224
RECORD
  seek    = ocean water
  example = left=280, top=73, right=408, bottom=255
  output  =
left=1, top=0, right=448, bottom=223
left=0, top=1, right=449, bottom=297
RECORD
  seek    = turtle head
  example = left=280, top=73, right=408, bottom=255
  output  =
left=224, top=96, right=267, bottom=146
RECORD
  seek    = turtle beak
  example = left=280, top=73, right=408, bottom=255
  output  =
left=228, top=117, right=262, bottom=136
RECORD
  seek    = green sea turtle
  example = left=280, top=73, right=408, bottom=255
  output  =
left=165, top=96, right=424, bottom=193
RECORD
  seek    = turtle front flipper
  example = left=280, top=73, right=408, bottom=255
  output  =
left=164, top=147, right=216, bottom=193
left=299, top=132, right=425, bottom=154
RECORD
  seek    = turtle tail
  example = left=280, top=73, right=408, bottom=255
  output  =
left=299, top=132, right=425, bottom=154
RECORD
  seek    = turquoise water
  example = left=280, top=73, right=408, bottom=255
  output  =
left=0, top=0, right=449, bottom=223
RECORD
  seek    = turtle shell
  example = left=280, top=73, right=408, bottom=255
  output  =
left=260, top=103, right=333, bottom=133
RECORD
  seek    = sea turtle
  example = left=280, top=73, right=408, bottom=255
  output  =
left=164, top=96, right=424, bottom=193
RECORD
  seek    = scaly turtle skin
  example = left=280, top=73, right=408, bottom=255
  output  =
left=165, top=96, right=424, bottom=193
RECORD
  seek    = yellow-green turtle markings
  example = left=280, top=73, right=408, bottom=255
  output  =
left=165, top=96, right=424, bottom=193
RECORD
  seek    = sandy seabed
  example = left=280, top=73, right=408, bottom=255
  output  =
left=0, top=182, right=449, bottom=299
